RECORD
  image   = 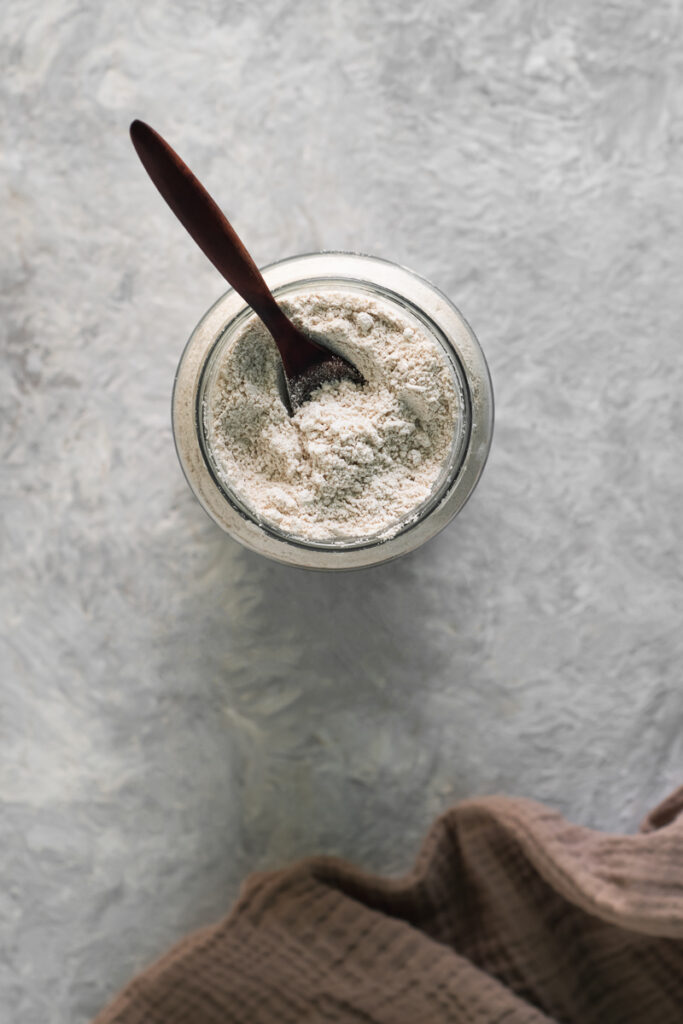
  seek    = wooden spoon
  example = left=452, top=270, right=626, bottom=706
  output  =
left=129, top=120, right=363, bottom=413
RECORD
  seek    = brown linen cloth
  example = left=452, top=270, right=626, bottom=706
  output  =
left=94, top=787, right=683, bottom=1023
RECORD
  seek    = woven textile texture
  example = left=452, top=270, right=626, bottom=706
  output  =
left=94, top=787, right=683, bottom=1023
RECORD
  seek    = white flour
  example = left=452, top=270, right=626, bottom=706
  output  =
left=205, top=288, right=460, bottom=542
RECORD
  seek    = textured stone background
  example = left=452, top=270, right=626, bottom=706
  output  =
left=2, top=1, right=683, bottom=1021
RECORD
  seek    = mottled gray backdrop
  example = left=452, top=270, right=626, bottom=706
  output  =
left=2, top=1, right=683, bottom=1021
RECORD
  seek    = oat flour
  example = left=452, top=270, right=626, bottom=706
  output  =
left=205, top=288, right=461, bottom=542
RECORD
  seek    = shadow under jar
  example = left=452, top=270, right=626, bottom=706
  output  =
left=172, top=252, right=494, bottom=570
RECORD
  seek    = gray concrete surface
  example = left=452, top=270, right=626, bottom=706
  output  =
left=2, top=1, right=682, bottom=1021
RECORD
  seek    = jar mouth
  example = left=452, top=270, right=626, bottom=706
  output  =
left=195, top=276, right=473, bottom=551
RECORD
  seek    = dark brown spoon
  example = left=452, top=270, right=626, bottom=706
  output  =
left=129, top=119, right=363, bottom=413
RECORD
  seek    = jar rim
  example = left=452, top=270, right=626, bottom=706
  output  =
left=197, top=274, right=472, bottom=552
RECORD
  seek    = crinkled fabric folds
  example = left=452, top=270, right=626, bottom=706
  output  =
left=94, top=788, right=683, bottom=1023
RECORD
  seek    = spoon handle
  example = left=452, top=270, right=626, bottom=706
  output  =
left=129, top=120, right=292, bottom=341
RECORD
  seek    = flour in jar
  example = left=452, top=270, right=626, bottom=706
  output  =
left=204, top=288, right=462, bottom=542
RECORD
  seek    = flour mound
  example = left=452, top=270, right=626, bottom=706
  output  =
left=205, top=289, right=460, bottom=542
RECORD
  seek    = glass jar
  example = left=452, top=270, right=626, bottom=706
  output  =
left=172, top=252, right=493, bottom=570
